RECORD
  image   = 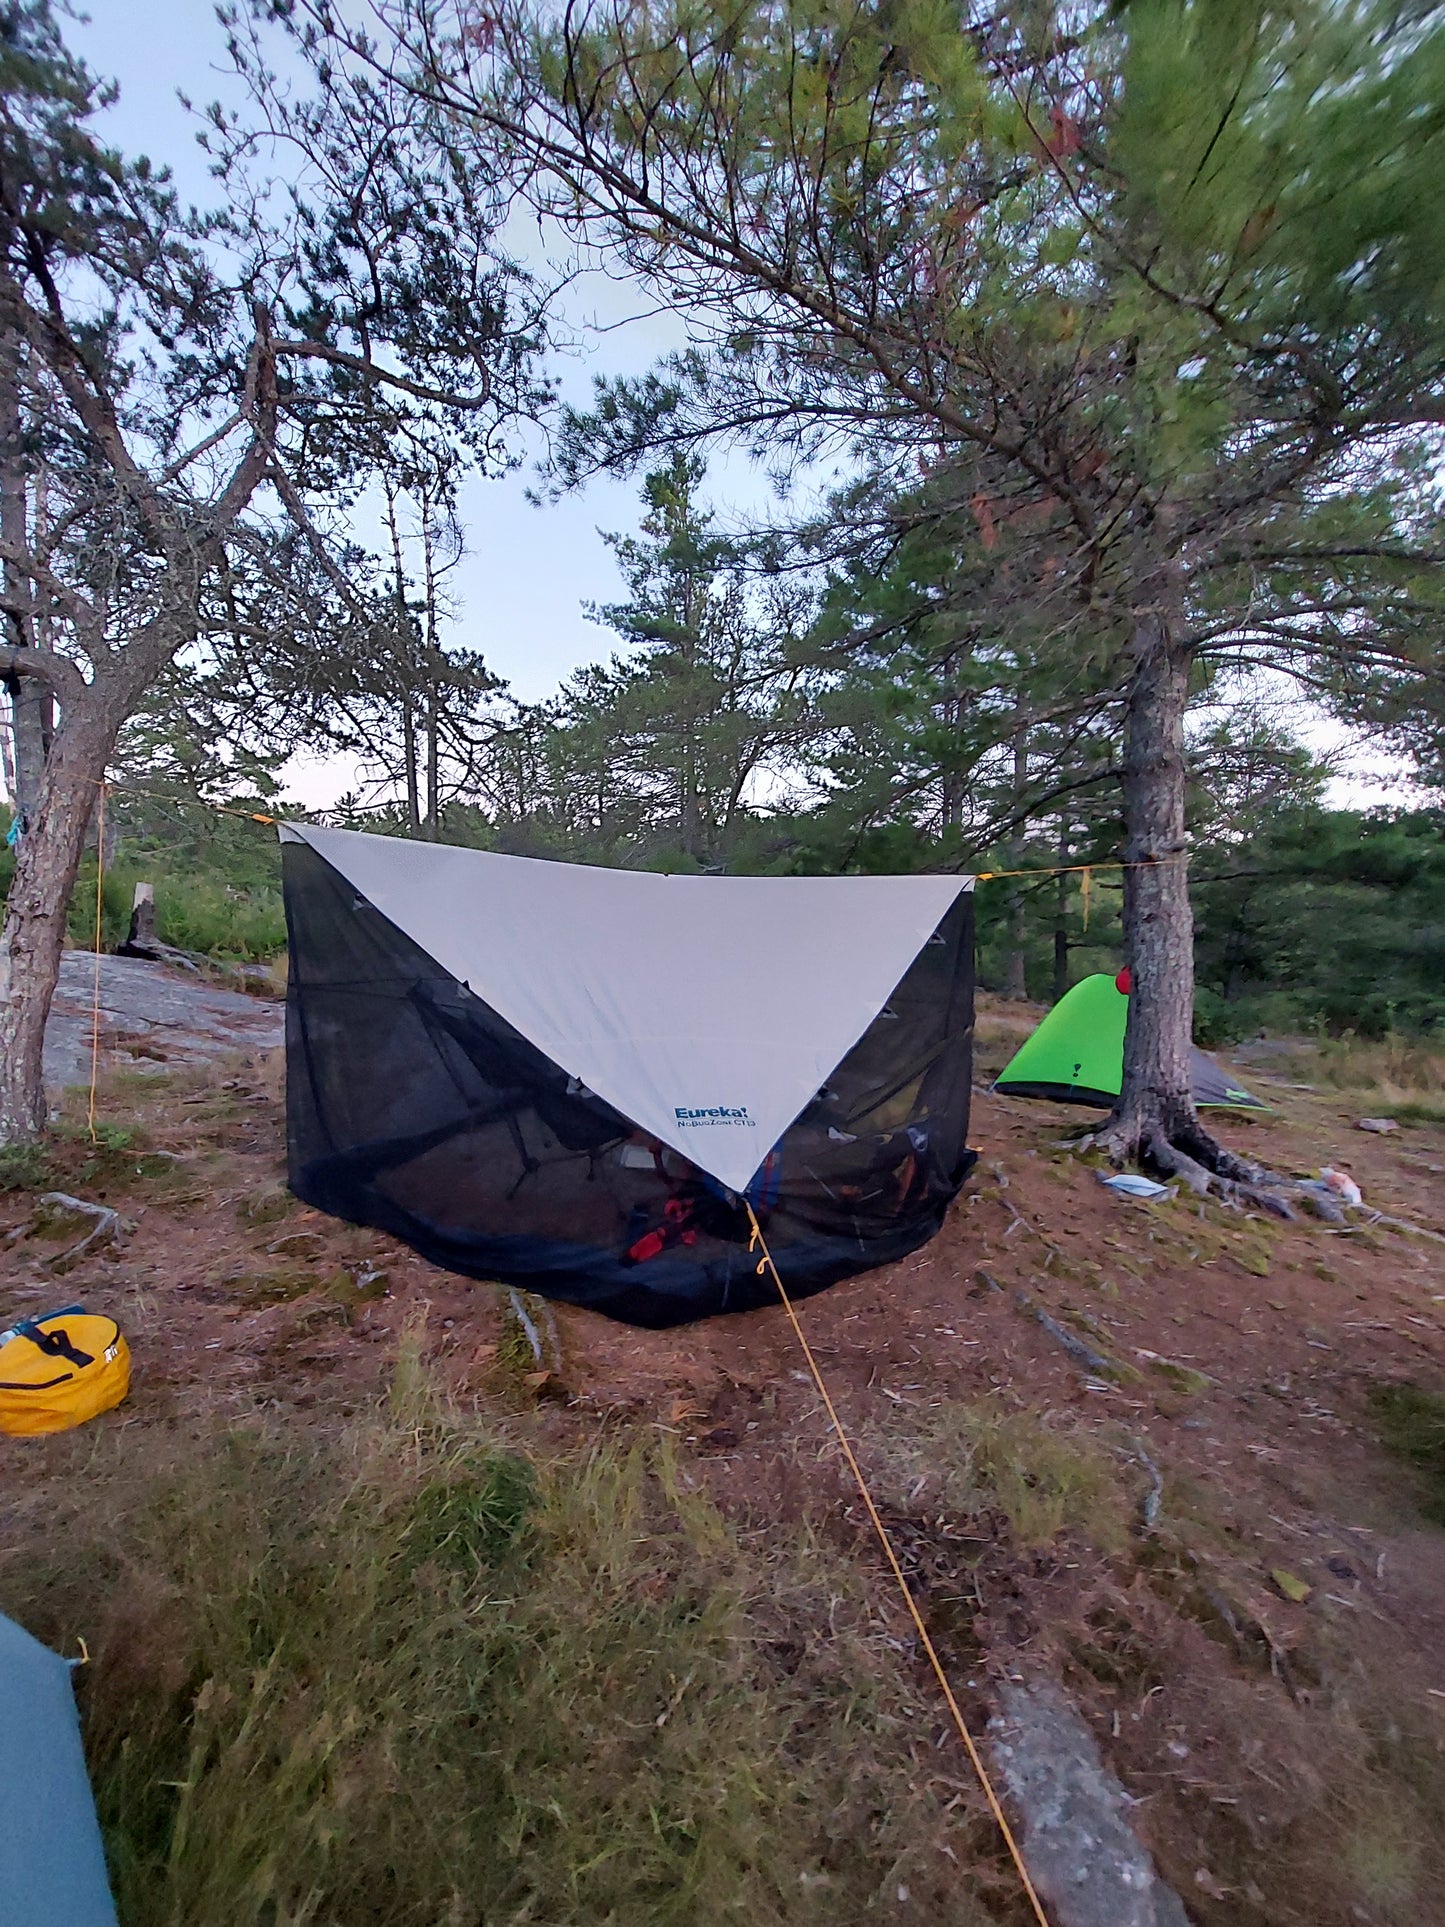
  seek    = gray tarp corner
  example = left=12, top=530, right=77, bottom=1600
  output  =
left=0, top=1612, right=117, bottom=1926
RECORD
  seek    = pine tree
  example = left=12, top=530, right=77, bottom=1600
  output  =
left=0, top=1, right=549, bottom=1142
left=532, top=454, right=809, bottom=866
left=359, top=0, right=1445, bottom=1189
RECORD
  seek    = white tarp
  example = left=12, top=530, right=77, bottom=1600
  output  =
left=283, top=824, right=972, bottom=1191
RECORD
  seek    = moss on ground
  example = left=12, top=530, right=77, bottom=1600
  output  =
left=1368, top=1382, right=1445, bottom=1526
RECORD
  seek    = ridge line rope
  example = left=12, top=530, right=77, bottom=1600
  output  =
left=973, top=853, right=1186, bottom=881
left=77, top=774, right=1184, bottom=884
left=743, top=1201, right=1051, bottom=1927
left=96, top=776, right=286, bottom=826
left=63, top=776, right=1206, bottom=906
left=73, top=772, right=325, bottom=827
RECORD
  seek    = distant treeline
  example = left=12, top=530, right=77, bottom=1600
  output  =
left=969, top=808, right=1445, bottom=1043
left=6, top=795, right=1438, bottom=1043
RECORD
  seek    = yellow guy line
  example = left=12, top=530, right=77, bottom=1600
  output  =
left=743, top=1201, right=1051, bottom=1927
left=973, top=854, right=1184, bottom=881
left=90, top=782, right=1184, bottom=889
left=88, top=780, right=106, bottom=1143
left=82, top=771, right=1079, bottom=1916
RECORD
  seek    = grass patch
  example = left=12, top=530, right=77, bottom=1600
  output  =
left=0, top=1118, right=176, bottom=1203
left=970, top=992, right=1044, bottom=1079
left=1343, top=1805, right=1421, bottom=1913
left=1304, top=1034, right=1445, bottom=1102
left=63, top=857, right=286, bottom=961
left=0, top=1337, right=995, bottom=1926
left=1367, top=1383, right=1445, bottom=1526
left=871, top=1398, right=1132, bottom=1552
left=236, top=1183, right=294, bottom=1228
left=0, top=1140, right=53, bottom=1192
left=1376, top=1102, right=1445, bottom=1129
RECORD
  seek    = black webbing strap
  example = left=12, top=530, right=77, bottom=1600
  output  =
left=15, top=1307, right=94, bottom=1371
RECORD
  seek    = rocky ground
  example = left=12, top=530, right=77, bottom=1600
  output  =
left=6, top=962, right=1445, bottom=1925
left=42, top=951, right=283, bottom=1090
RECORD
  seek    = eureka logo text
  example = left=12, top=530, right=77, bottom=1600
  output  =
left=675, top=1105, right=755, bottom=1127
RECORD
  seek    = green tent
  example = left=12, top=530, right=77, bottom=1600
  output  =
left=993, top=973, right=1265, bottom=1110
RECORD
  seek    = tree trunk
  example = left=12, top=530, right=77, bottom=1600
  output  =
left=420, top=493, right=441, bottom=840
left=1004, top=888, right=1028, bottom=1000
left=384, top=485, right=423, bottom=836
left=0, top=330, right=50, bottom=829
left=0, top=688, right=123, bottom=1143
left=1003, top=702, right=1029, bottom=999
left=424, top=684, right=440, bottom=839
left=940, top=682, right=965, bottom=830
left=122, top=881, right=157, bottom=954
left=0, top=694, right=13, bottom=802
left=6, top=674, right=52, bottom=824
left=1091, top=603, right=1252, bottom=1188
left=679, top=660, right=700, bottom=861
left=0, top=558, right=204, bottom=1147
left=401, top=700, right=422, bottom=835
left=1115, top=612, right=1194, bottom=1126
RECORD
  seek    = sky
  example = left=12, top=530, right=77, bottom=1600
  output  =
left=57, top=3, right=1424, bottom=814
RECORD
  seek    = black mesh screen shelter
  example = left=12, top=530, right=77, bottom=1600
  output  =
left=282, top=828, right=977, bottom=1328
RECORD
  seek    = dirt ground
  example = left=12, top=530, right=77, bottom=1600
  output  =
left=6, top=982, right=1445, bottom=1925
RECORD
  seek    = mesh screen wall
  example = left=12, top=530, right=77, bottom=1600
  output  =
left=283, top=839, right=976, bottom=1327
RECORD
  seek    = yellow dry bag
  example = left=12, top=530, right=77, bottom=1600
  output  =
left=0, top=1307, right=130, bottom=1438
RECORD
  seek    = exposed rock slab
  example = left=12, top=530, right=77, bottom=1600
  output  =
left=988, top=1679, right=1191, bottom=1927
left=43, top=952, right=283, bottom=1091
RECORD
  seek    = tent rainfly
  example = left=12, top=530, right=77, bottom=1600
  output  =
left=992, top=971, right=1266, bottom=1111
left=0, top=1613, right=117, bottom=1927
left=281, top=826, right=978, bottom=1326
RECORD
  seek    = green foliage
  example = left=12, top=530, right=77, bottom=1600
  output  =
left=959, top=798, right=1445, bottom=1040
left=870, top=1398, right=1133, bottom=1553
left=1193, top=810, right=1445, bottom=1039
left=794, top=464, right=1126, bottom=879
left=399, top=1459, right=537, bottom=1574
left=3, top=788, right=287, bottom=961
left=0, top=1140, right=52, bottom=1191
left=473, top=454, right=813, bottom=868
left=1119, top=0, right=1445, bottom=354
left=69, top=856, right=284, bottom=961
left=1379, top=1103, right=1445, bottom=1128
left=490, top=0, right=1445, bottom=1136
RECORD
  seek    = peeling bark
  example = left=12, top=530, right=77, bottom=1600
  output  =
left=0, top=330, right=50, bottom=827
